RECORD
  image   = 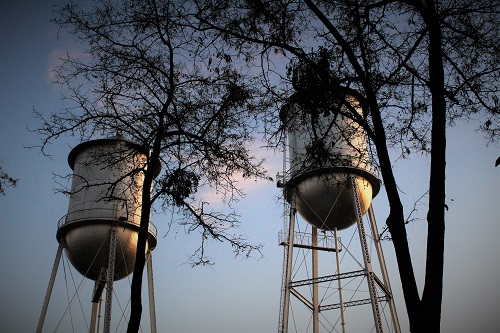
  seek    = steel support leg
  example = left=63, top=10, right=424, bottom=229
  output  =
left=334, top=227, right=346, bottom=333
left=367, top=206, right=401, bottom=333
left=351, top=176, right=384, bottom=333
left=36, top=243, right=63, bottom=333
left=103, top=224, right=117, bottom=333
left=312, top=227, right=319, bottom=333
left=97, top=294, right=103, bottom=333
left=279, top=192, right=296, bottom=333
left=147, top=253, right=157, bottom=333
left=90, top=281, right=99, bottom=333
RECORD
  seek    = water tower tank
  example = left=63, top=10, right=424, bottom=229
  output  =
left=281, top=91, right=380, bottom=230
left=56, top=137, right=157, bottom=281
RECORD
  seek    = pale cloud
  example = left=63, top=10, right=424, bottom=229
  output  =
left=197, top=142, right=283, bottom=207
left=46, top=47, right=90, bottom=84
left=47, top=49, right=64, bottom=83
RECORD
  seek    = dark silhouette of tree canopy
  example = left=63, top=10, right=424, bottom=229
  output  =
left=37, top=0, right=270, bottom=331
left=193, top=0, right=499, bottom=332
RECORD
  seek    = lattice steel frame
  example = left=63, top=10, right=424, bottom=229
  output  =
left=277, top=177, right=401, bottom=333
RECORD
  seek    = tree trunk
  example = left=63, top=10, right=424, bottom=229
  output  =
left=371, top=105, right=424, bottom=332
left=127, top=168, right=155, bottom=333
left=421, top=1, right=447, bottom=332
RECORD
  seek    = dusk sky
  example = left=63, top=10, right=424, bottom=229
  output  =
left=0, top=1, right=498, bottom=333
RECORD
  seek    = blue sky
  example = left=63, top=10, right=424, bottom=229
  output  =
left=0, top=1, right=499, bottom=333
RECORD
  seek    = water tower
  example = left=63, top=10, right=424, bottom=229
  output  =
left=277, top=87, right=401, bottom=333
left=37, top=136, right=158, bottom=333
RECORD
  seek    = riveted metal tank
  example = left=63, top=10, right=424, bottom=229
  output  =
left=56, top=137, right=157, bottom=281
left=281, top=90, right=380, bottom=230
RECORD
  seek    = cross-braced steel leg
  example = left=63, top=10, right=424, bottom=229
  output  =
left=351, top=176, right=383, bottom=333
left=279, top=192, right=296, bottom=333
left=103, top=223, right=117, bottom=333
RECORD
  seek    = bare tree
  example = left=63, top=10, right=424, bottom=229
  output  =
left=193, top=0, right=499, bottom=332
left=37, top=0, right=270, bottom=331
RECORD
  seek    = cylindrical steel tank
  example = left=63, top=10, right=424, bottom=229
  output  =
left=56, top=137, right=157, bottom=281
left=281, top=91, right=380, bottom=230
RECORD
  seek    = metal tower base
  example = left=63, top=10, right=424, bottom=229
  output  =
left=278, top=179, right=400, bottom=333
left=36, top=226, right=158, bottom=333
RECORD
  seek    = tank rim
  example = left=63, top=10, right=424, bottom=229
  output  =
left=280, top=86, right=370, bottom=121
left=56, top=218, right=158, bottom=250
left=68, top=137, right=148, bottom=170
left=285, top=166, right=380, bottom=199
